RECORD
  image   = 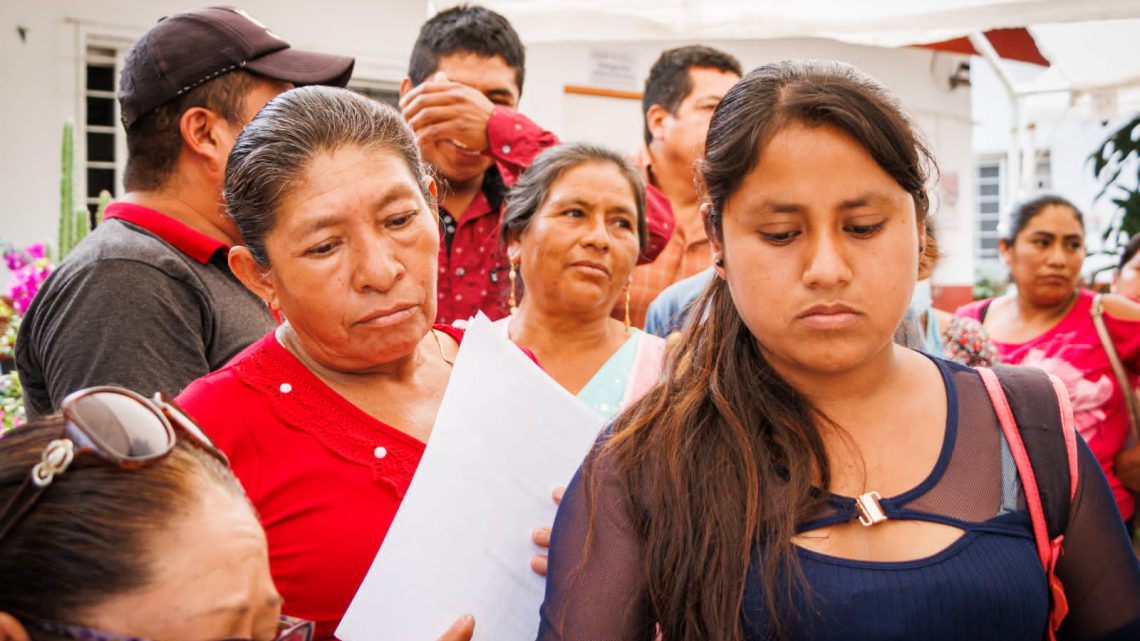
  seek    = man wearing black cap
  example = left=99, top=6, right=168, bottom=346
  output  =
left=16, top=6, right=354, bottom=418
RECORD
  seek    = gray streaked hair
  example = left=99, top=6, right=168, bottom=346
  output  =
left=224, top=85, right=430, bottom=265
left=501, top=143, right=649, bottom=256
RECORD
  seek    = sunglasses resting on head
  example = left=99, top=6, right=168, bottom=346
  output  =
left=0, top=386, right=313, bottom=641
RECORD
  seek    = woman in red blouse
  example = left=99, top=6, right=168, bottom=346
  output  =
left=177, top=86, right=527, bottom=641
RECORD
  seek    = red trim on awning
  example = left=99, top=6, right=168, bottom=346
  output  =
left=914, top=27, right=1049, bottom=67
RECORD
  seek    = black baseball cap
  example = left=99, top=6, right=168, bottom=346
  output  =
left=119, top=6, right=355, bottom=128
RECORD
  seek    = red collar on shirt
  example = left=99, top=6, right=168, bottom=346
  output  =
left=102, top=202, right=229, bottom=264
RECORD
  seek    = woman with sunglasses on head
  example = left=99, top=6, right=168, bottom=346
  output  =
left=497, top=143, right=665, bottom=419
left=175, top=86, right=542, bottom=641
left=957, top=195, right=1140, bottom=523
left=0, top=388, right=306, bottom=641
left=537, top=61, right=1140, bottom=641
left=0, top=389, right=474, bottom=641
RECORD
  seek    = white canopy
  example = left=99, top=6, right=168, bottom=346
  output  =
left=433, top=0, right=1140, bottom=95
left=434, top=0, right=1140, bottom=197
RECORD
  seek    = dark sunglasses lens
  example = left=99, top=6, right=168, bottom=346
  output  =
left=69, top=392, right=172, bottom=459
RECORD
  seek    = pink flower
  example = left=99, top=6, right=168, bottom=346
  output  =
left=1019, top=347, right=1113, bottom=442
left=9, top=260, right=52, bottom=315
left=2, top=242, right=53, bottom=314
left=3, top=248, right=25, bottom=271
left=24, top=244, right=45, bottom=260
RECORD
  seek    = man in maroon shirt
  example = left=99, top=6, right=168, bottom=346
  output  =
left=400, top=5, right=674, bottom=325
left=16, top=7, right=354, bottom=417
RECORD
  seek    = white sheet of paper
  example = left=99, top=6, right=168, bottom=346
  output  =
left=336, top=313, right=607, bottom=641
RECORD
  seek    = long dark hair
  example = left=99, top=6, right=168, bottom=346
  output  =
left=598, top=60, right=935, bottom=641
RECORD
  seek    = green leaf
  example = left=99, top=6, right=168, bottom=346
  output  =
left=1090, top=115, right=1140, bottom=249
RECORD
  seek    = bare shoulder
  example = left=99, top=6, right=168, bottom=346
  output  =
left=1100, top=293, right=1140, bottom=322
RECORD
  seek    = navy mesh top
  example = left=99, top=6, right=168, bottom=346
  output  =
left=537, top=359, right=1140, bottom=640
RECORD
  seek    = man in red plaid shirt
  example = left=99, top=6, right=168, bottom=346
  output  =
left=401, top=5, right=674, bottom=325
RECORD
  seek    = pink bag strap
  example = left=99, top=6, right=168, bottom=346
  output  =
left=978, top=368, right=1053, bottom=566
left=1047, top=374, right=1080, bottom=501
left=977, top=367, right=1079, bottom=640
left=1091, top=293, right=1140, bottom=444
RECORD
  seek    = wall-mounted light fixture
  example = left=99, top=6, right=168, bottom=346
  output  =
left=949, top=61, right=971, bottom=89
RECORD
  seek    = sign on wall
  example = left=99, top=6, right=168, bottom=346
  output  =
left=588, top=49, right=639, bottom=91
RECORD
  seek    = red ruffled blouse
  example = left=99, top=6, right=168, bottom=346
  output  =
left=177, top=325, right=464, bottom=640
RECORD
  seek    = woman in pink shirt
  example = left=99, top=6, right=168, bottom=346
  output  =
left=957, top=193, right=1140, bottom=521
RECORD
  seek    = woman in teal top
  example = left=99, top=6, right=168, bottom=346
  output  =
left=496, top=143, right=665, bottom=419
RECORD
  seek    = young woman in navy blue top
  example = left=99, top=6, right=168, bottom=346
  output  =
left=536, top=60, right=1140, bottom=641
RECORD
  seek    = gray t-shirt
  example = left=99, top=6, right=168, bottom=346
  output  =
left=15, top=210, right=276, bottom=419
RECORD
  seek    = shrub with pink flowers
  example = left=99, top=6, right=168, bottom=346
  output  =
left=0, top=371, right=24, bottom=432
left=0, top=241, right=54, bottom=434
left=5, top=242, right=53, bottom=315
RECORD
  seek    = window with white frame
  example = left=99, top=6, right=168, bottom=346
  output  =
left=84, top=45, right=120, bottom=222
left=975, top=152, right=1052, bottom=265
left=350, top=81, right=400, bottom=108
left=976, top=159, right=1003, bottom=263
left=1032, top=152, right=1053, bottom=192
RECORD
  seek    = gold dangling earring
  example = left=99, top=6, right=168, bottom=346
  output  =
left=624, top=280, right=632, bottom=335
left=508, top=261, right=519, bottom=313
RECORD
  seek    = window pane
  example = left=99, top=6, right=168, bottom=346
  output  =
left=86, top=96, right=115, bottom=127
left=978, top=165, right=1000, bottom=179
left=86, top=132, right=115, bottom=162
left=980, top=202, right=1000, bottom=214
left=350, top=85, right=399, bottom=108
left=86, top=65, right=114, bottom=92
left=87, top=168, right=115, bottom=199
left=979, top=183, right=1000, bottom=197
left=980, top=217, right=999, bottom=232
left=980, top=237, right=999, bottom=251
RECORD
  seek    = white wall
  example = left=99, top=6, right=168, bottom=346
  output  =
left=1, top=4, right=975, bottom=286
left=0, top=0, right=428, bottom=264
left=519, top=38, right=977, bottom=285
left=972, top=58, right=1140, bottom=256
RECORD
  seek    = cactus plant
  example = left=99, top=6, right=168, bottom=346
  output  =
left=95, top=189, right=112, bottom=226
left=73, top=204, right=88, bottom=248
left=57, top=120, right=98, bottom=260
left=58, top=120, right=75, bottom=261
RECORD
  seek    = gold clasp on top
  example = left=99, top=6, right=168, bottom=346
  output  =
left=31, top=439, right=76, bottom=488
left=855, top=491, right=888, bottom=527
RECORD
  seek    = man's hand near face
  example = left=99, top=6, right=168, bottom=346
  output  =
left=400, top=71, right=495, bottom=155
